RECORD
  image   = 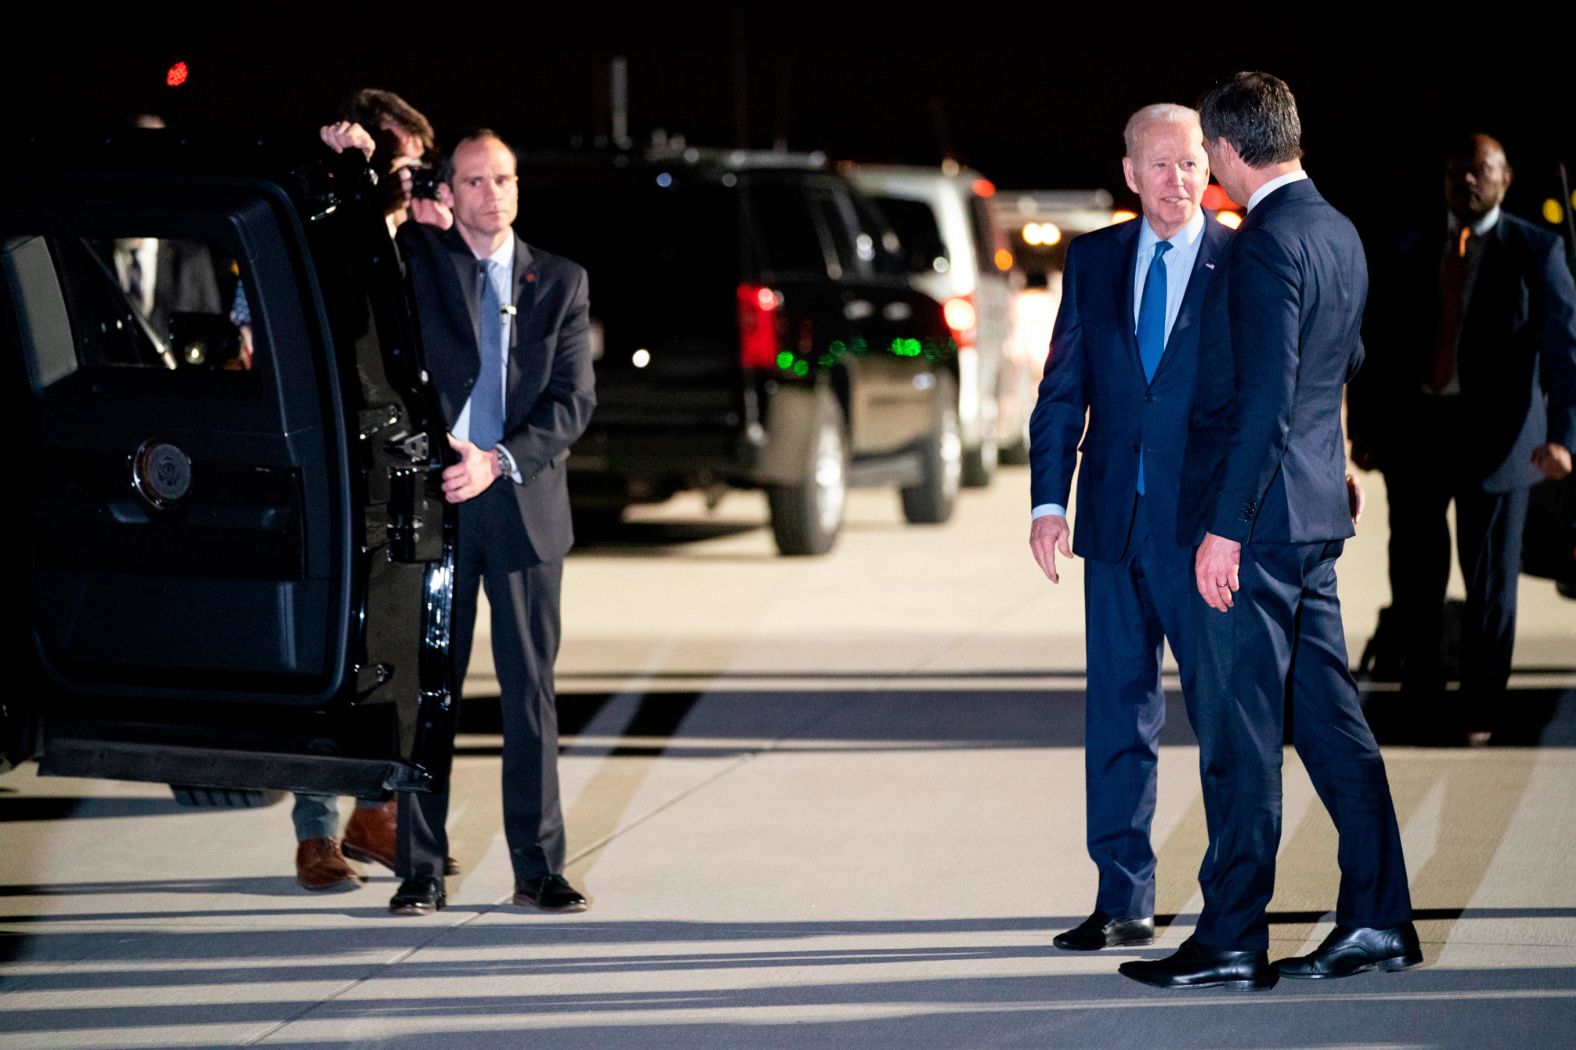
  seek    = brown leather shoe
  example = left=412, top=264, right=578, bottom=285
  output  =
left=342, top=800, right=399, bottom=870
left=342, top=799, right=460, bottom=876
left=295, top=837, right=364, bottom=892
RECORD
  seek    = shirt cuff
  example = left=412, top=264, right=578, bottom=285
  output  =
left=495, top=445, right=523, bottom=484
left=1031, top=503, right=1066, bottom=520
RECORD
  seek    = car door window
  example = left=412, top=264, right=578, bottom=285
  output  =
left=808, top=187, right=862, bottom=281
left=6, top=232, right=256, bottom=388
left=745, top=183, right=825, bottom=280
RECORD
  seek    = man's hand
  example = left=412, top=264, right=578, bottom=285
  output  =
left=319, top=121, right=374, bottom=160
left=1532, top=442, right=1573, bottom=480
left=1346, top=472, right=1366, bottom=524
left=408, top=197, right=454, bottom=230
left=443, top=434, right=501, bottom=503
left=1029, top=515, right=1073, bottom=584
left=1195, top=531, right=1242, bottom=612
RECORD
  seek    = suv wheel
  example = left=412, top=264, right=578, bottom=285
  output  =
left=901, top=373, right=962, bottom=524
left=768, top=389, right=847, bottom=556
left=962, top=399, right=998, bottom=488
left=962, top=434, right=998, bottom=488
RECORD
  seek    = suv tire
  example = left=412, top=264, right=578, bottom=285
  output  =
left=768, top=388, right=848, bottom=556
left=901, top=373, right=962, bottom=524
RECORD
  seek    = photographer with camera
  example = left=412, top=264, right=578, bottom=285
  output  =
left=289, top=89, right=461, bottom=893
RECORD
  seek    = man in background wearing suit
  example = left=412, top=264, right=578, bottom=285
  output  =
left=1029, top=104, right=1231, bottom=952
left=1351, top=134, right=1576, bottom=744
left=1122, top=72, right=1417, bottom=990
left=327, top=123, right=596, bottom=915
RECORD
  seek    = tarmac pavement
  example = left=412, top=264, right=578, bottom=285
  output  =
left=2, top=467, right=1573, bottom=1048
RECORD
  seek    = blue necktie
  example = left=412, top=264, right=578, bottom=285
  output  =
left=471, top=259, right=506, bottom=451
left=1135, top=240, right=1171, bottom=494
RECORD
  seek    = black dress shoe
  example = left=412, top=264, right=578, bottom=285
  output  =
left=1276, top=922, right=1423, bottom=979
left=1119, top=937, right=1277, bottom=990
left=513, top=873, right=589, bottom=913
left=389, top=876, right=446, bottom=916
left=1053, top=911, right=1155, bottom=950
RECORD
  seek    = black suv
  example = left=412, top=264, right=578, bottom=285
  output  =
left=521, top=148, right=962, bottom=555
left=2, top=133, right=457, bottom=800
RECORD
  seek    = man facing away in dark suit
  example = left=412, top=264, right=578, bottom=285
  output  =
left=1122, top=72, right=1418, bottom=991
left=1351, top=134, right=1576, bottom=744
left=1029, top=104, right=1231, bottom=952
left=326, top=123, right=596, bottom=915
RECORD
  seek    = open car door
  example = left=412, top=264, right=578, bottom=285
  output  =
left=0, top=136, right=456, bottom=801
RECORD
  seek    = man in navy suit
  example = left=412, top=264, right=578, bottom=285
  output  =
left=1029, top=104, right=1231, bottom=951
left=1351, top=134, right=1576, bottom=743
left=1122, top=73, right=1418, bottom=990
left=323, top=122, right=596, bottom=916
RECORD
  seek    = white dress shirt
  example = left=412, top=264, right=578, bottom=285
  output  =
left=451, top=236, right=523, bottom=482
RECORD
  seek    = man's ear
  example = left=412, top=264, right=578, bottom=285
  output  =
left=437, top=182, right=455, bottom=208
left=1121, top=156, right=1139, bottom=195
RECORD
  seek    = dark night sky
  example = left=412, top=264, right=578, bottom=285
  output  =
left=5, top=11, right=1573, bottom=241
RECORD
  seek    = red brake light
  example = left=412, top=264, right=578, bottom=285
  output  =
left=738, top=284, right=782, bottom=369
left=971, top=177, right=996, bottom=198
left=944, top=295, right=978, bottom=341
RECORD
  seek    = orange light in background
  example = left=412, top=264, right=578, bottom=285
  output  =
left=1111, top=209, right=1138, bottom=224
left=994, top=248, right=1014, bottom=271
left=1543, top=199, right=1565, bottom=224
left=165, top=61, right=189, bottom=87
left=1216, top=210, right=1243, bottom=229
left=972, top=177, right=996, bottom=198
left=1202, top=184, right=1239, bottom=211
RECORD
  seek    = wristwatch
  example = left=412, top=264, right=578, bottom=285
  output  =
left=494, top=445, right=516, bottom=480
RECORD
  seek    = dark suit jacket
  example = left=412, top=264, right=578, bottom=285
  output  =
left=1351, top=212, right=1576, bottom=491
left=1030, top=214, right=1232, bottom=562
left=397, top=223, right=596, bottom=565
left=150, top=239, right=221, bottom=339
left=1178, top=179, right=1366, bottom=546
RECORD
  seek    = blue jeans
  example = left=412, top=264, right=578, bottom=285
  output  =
left=291, top=794, right=384, bottom=842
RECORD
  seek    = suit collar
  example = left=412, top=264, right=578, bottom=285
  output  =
left=1243, top=176, right=1320, bottom=226
left=1118, top=218, right=1144, bottom=376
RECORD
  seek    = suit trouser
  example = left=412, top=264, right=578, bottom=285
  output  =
left=397, top=484, right=567, bottom=881
left=1383, top=403, right=1528, bottom=707
left=1082, top=502, right=1218, bottom=919
left=1192, top=540, right=1412, bottom=950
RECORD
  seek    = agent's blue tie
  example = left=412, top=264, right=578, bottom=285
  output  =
left=471, top=259, right=506, bottom=451
left=1135, top=240, right=1171, bottom=494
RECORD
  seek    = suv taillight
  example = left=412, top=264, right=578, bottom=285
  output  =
left=738, top=284, right=783, bottom=369
left=944, top=295, right=978, bottom=346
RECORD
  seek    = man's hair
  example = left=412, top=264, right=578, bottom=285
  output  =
left=1198, top=72, right=1303, bottom=168
left=339, top=88, right=435, bottom=158
left=439, top=128, right=518, bottom=185
left=1122, top=103, right=1199, bottom=157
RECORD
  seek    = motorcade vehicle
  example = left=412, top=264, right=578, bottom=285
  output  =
left=847, top=163, right=1023, bottom=484
left=522, top=147, right=962, bottom=556
left=2, top=132, right=457, bottom=803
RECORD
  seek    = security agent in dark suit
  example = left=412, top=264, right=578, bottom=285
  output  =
left=1351, top=134, right=1576, bottom=741
left=384, top=129, right=596, bottom=915
left=1122, top=73, right=1418, bottom=991
left=1029, top=104, right=1231, bottom=952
